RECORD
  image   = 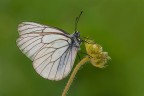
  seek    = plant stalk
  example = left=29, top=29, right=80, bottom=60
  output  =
left=62, top=56, right=90, bottom=96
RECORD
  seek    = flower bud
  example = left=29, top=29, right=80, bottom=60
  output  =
left=85, top=40, right=111, bottom=68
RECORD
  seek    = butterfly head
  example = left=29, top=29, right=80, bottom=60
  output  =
left=75, top=31, right=80, bottom=38
left=73, top=31, right=81, bottom=46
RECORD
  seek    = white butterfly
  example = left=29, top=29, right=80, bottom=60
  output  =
left=16, top=22, right=81, bottom=81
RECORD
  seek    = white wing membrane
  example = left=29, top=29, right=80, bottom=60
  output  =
left=18, top=22, right=66, bottom=35
left=17, top=22, right=78, bottom=80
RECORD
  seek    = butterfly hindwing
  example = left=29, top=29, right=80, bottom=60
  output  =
left=33, top=43, right=78, bottom=80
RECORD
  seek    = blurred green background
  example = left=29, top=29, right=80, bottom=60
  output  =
left=0, top=0, right=144, bottom=96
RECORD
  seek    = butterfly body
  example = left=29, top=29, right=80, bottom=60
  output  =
left=70, top=32, right=81, bottom=48
left=17, top=22, right=81, bottom=81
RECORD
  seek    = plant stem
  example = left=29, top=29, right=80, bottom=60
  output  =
left=62, top=56, right=90, bottom=96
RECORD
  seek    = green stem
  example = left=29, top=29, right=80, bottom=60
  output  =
left=62, top=56, right=90, bottom=96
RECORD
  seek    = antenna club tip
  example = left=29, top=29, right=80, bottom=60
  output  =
left=80, top=11, right=83, bottom=14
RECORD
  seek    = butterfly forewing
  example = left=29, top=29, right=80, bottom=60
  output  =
left=17, top=22, right=79, bottom=80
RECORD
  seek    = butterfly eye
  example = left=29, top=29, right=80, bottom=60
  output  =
left=77, top=33, right=80, bottom=37
left=75, top=31, right=80, bottom=38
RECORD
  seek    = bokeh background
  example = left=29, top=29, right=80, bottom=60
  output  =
left=0, top=0, right=144, bottom=96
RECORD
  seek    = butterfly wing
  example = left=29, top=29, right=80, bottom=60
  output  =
left=17, top=22, right=78, bottom=80
left=18, top=22, right=68, bottom=35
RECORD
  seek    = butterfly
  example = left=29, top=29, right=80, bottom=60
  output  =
left=16, top=12, right=83, bottom=81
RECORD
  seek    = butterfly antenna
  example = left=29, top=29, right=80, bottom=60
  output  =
left=75, top=11, right=83, bottom=32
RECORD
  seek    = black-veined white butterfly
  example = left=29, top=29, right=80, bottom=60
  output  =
left=16, top=12, right=83, bottom=81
